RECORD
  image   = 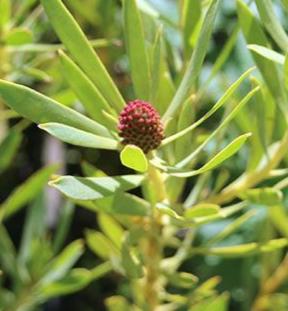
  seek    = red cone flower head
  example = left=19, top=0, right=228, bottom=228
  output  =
left=118, top=100, right=164, bottom=153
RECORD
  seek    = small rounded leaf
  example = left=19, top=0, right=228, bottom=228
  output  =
left=120, top=145, right=148, bottom=172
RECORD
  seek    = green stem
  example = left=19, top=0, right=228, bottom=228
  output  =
left=141, top=163, right=167, bottom=311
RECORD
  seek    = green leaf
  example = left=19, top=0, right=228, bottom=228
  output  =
left=184, top=204, right=220, bottom=219
left=207, top=210, right=257, bottom=246
left=0, top=0, right=10, bottom=27
left=171, top=133, right=251, bottom=177
left=150, top=27, right=162, bottom=104
left=168, top=272, right=198, bottom=289
left=4, top=28, right=33, bottom=45
left=96, top=192, right=150, bottom=216
left=38, top=268, right=91, bottom=300
left=7, top=39, right=115, bottom=53
left=50, top=174, right=144, bottom=201
left=105, top=296, right=131, bottom=311
left=0, top=225, right=19, bottom=280
left=0, top=165, right=58, bottom=220
left=39, top=240, right=84, bottom=285
left=239, top=188, right=283, bottom=206
left=237, top=0, right=287, bottom=117
left=182, top=0, right=202, bottom=58
left=85, top=230, right=118, bottom=260
left=18, top=194, right=46, bottom=264
left=269, top=205, right=288, bottom=238
left=53, top=202, right=75, bottom=254
left=175, top=87, right=259, bottom=169
left=39, top=123, right=118, bottom=150
left=203, top=25, right=239, bottom=89
left=0, top=130, right=22, bottom=174
left=192, top=238, right=288, bottom=258
left=162, top=67, right=255, bottom=146
left=247, top=45, right=285, bottom=64
left=0, top=80, right=112, bottom=138
left=98, top=214, right=124, bottom=249
left=121, top=234, right=144, bottom=279
left=285, top=55, right=288, bottom=91
left=255, top=0, right=288, bottom=52
left=162, top=0, right=220, bottom=122
left=123, top=0, right=150, bottom=100
left=41, top=0, right=125, bottom=111
left=175, top=95, right=195, bottom=160
left=120, top=145, right=148, bottom=173
left=58, top=51, right=114, bottom=126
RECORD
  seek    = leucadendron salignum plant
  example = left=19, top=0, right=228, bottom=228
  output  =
left=1, top=0, right=288, bottom=310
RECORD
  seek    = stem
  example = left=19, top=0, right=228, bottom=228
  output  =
left=252, top=254, right=288, bottom=311
left=141, top=164, right=167, bottom=311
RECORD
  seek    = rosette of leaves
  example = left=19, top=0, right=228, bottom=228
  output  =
left=1, top=0, right=288, bottom=310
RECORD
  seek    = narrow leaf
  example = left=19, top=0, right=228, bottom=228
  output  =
left=39, top=123, right=118, bottom=150
left=40, top=240, right=84, bottom=285
left=172, top=133, right=251, bottom=177
left=59, top=51, right=114, bottom=126
left=176, top=87, right=259, bottom=169
left=162, top=67, right=255, bottom=146
left=163, top=0, right=220, bottom=122
left=50, top=174, right=144, bottom=201
left=247, top=45, right=285, bottom=64
left=0, top=80, right=112, bottom=138
left=0, top=130, right=22, bottom=174
left=41, top=0, right=125, bottom=111
left=255, top=0, right=288, bottom=52
left=124, top=0, right=150, bottom=100
left=0, top=165, right=58, bottom=220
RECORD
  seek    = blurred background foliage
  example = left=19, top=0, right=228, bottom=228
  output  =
left=1, top=0, right=288, bottom=310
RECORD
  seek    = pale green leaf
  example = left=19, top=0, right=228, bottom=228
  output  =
left=39, top=240, right=84, bottom=285
left=124, top=0, right=150, bottom=100
left=38, top=268, right=91, bottom=300
left=162, top=67, right=255, bottom=146
left=0, top=80, right=112, bottom=138
left=255, top=0, right=288, bottom=52
left=41, top=0, right=125, bottom=111
left=175, top=87, right=259, bottom=168
left=59, top=51, right=114, bottom=126
left=163, top=0, right=220, bottom=122
left=39, top=123, right=118, bottom=150
left=248, top=44, right=285, bottom=64
left=94, top=192, right=150, bottom=216
left=50, top=174, right=144, bottom=201
left=171, top=133, right=251, bottom=177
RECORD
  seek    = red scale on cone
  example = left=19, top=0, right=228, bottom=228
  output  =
left=118, top=100, right=164, bottom=153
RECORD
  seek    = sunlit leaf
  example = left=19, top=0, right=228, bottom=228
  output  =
left=50, top=174, right=144, bottom=201
left=123, top=0, right=150, bottom=100
left=120, top=145, right=148, bottom=173
left=163, top=0, right=220, bottom=122
left=39, top=123, right=118, bottom=150
left=0, top=80, right=112, bottom=138
left=41, top=0, right=125, bottom=111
